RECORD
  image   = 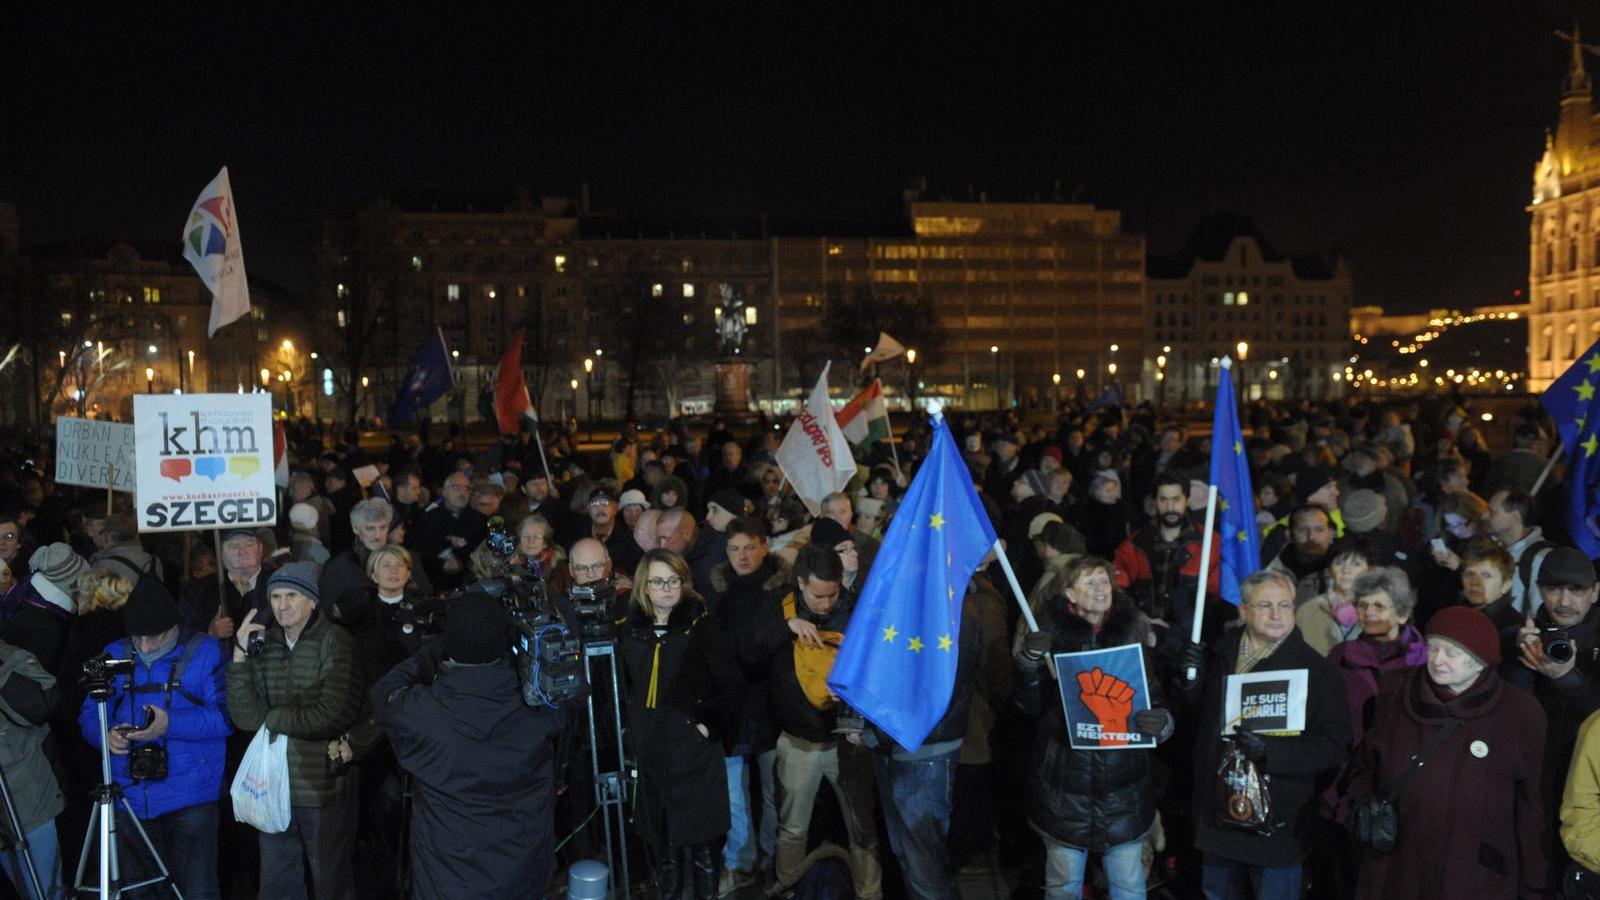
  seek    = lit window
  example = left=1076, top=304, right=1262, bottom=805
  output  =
left=827, top=244, right=843, bottom=256
left=681, top=258, right=693, bottom=273
left=1237, top=291, right=1249, bottom=306
left=682, top=313, right=695, bottom=325
left=554, top=255, right=567, bottom=273
left=411, top=255, right=423, bottom=271
left=142, top=286, right=161, bottom=304
left=744, top=306, right=758, bottom=325
left=682, top=283, right=695, bottom=299
left=487, top=287, right=497, bottom=299
left=447, top=284, right=461, bottom=302
left=337, top=310, right=347, bottom=328
left=322, top=369, right=334, bottom=397
left=1223, top=292, right=1235, bottom=306
left=651, top=283, right=664, bottom=298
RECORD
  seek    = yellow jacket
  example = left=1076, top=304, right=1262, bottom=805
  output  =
left=1562, top=709, right=1600, bottom=871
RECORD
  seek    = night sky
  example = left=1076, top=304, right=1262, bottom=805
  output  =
left=0, top=5, right=1584, bottom=310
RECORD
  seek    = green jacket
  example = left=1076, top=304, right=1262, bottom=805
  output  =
left=226, top=612, right=361, bottom=808
left=0, top=642, right=62, bottom=835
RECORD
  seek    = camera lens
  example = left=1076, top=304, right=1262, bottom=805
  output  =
left=1548, top=639, right=1576, bottom=664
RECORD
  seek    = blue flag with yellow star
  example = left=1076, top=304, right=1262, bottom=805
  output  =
left=1542, top=338, right=1600, bottom=455
left=827, top=412, right=996, bottom=751
left=1209, top=357, right=1260, bottom=604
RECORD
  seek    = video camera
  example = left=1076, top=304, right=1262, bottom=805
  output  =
left=82, top=654, right=134, bottom=701
left=568, top=580, right=620, bottom=641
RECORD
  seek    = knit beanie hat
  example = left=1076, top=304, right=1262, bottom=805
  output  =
left=810, top=517, right=852, bottom=551
left=707, top=488, right=746, bottom=517
left=1340, top=489, right=1387, bottom=534
left=30, top=543, right=87, bottom=596
left=266, top=561, right=322, bottom=604
left=1294, top=466, right=1337, bottom=506
left=1425, top=605, right=1500, bottom=667
left=122, top=578, right=180, bottom=636
left=289, top=502, right=320, bottom=532
left=445, top=592, right=509, bottom=664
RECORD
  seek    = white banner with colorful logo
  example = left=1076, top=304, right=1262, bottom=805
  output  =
left=132, top=394, right=277, bottom=532
left=182, top=166, right=251, bottom=336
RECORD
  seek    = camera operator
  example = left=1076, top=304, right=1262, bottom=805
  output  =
left=226, top=561, right=363, bottom=900
left=79, top=582, right=229, bottom=900
left=0, top=638, right=64, bottom=900
left=566, top=538, right=631, bottom=624
left=370, top=590, right=566, bottom=900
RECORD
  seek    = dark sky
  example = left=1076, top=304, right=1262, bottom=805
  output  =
left=0, top=5, right=1584, bottom=310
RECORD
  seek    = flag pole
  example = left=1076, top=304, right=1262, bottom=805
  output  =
left=1186, top=484, right=1220, bottom=682
left=1531, top=446, right=1563, bottom=497
left=531, top=420, right=554, bottom=485
left=991, top=538, right=1039, bottom=633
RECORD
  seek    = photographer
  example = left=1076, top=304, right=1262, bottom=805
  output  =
left=78, top=582, right=229, bottom=900
left=566, top=538, right=630, bottom=622
left=0, top=638, right=64, bottom=900
left=370, top=591, right=566, bottom=900
left=226, top=561, right=363, bottom=900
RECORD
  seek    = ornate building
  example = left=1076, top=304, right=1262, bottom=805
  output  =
left=1529, top=32, right=1600, bottom=390
left=1147, top=215, right=1351, bottom=402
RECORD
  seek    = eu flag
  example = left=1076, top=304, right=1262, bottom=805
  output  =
left=389, top=328, right=456, bottom=424
left=1209, top=357, right=1260, bottom=605
left=827, top=413, right=996, bottom=751
left=1542, top=338, right=1600, bottom=456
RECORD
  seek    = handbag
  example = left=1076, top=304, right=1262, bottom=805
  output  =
left=1215, top=741, right=1274, bottom=835
left=1349, top=718, right=1461, bottom=852
left=230, top=725, right=292, bottom=834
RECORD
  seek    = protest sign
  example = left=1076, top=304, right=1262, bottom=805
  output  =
left=55, top=417, right=135, bottom=491
left=132, top=394, right=277, bottom=533
left=1223, top=668, right=1309, bottom=736
left=1053, top=643, right=1157, bottom=750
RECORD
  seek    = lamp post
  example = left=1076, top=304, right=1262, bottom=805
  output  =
left=1236, top=341, right=1250, bottom=400
left=905, top=348, right=917, bottom=411
left=583, top=357, right=595, bottom=441
left=144, top=367, right=154, bottom=394
left=570, top=378, right=580, bottom=432
left=187, top=349, right=196, bottom=393
left=1051, top=372, right=1062, bottom=412
left=1156, top=354, right=1168, bottom=409
left=990, top=345, right=1001, bottom=411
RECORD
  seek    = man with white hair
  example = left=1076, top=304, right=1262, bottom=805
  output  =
left=321, top=497, right=429, bottom=622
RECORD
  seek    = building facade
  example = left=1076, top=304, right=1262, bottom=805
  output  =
left=316, top=189, right=1147, bottom=421
left=1147, top=215, right=1351, bottom=402
left=1529, top=35, right=1600, bottom=390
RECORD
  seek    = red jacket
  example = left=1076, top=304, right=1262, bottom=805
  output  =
left=1112, top=520, right=1221, bottom=661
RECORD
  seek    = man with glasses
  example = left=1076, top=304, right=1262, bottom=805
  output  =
left=1183, top=569, right=1351, bottom=900
left=179, top=528, right=277, bottom=638
left=586, top=485, right=641, bottom=576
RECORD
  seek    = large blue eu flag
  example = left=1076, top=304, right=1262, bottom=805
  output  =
left=1542, top=338, right=1600, bottom=455
left=389, top=328, right=456, bottom=424
left=828, top=413, right=996, bottom=751
left=1209, top=357, right=1260, bottom=604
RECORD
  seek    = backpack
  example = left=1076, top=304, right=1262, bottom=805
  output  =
left=791, top=857, right=854, bottom=900
left=129, top=633, right=210, bottom=708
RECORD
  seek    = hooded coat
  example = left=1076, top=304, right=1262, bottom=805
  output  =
left=371, top=652, right=565, bottom=900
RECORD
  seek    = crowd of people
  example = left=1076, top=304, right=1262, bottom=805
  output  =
left=0, top=394, right=1597, bottom=899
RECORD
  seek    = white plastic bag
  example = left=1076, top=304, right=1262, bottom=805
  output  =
left=230, top=725, right=291, bottom=833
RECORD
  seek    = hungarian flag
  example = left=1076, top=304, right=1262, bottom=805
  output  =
left=838, top=379, right=891, bottom=450
left=492, top=330, right=538, bottom=434
left=273, top=421, right=289, bottom=489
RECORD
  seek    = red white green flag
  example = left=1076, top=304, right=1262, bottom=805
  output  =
left=838, top=379, right=890, bottom=449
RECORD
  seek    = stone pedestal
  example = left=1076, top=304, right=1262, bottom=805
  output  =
left=714, top=359, right=755, bottom=417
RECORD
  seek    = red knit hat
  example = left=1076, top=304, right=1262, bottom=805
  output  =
left=1425, top=606, right=1500, bottom=666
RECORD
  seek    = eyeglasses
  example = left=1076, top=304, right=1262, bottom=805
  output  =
left=571, top=562, right=607, bottom=576
left=588, top=498, right=615, bottom=508
left=0, top=531, right=15, bottom=541
left=647, top=576, right=683, bottom=590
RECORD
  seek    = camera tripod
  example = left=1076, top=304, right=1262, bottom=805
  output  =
left=73, top=690, right=183, bottom=899
left=0, top=756, right=46, bottom=899
left=583, top=639, right=632, bottom=899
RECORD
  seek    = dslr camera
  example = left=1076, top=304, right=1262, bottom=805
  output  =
left=1542, top=627, right=1577, bottom=664
left=82, top=654, right=135, bottom=701
left=128, top=744, right=168, bottom=782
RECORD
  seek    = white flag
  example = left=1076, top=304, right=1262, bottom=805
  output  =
left=776, top=362, right=858, bottom=516
left=860, top=331, right=907, bottom=371
left=182, top=166, right=251, bottom=336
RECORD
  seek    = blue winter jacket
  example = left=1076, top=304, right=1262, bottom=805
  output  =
left=78, top=632, right=231, bottom=819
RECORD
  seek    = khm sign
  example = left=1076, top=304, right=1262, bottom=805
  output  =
left=133, top=394, right=277, bottom=532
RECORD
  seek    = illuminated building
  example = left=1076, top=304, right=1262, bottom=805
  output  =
left=1147, top=215, right=1351, bottom=401
left=1528, top=30, right=1600, bottom=389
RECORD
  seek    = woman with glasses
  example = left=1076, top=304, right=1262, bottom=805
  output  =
left=620, top=549, right=737, bottom=899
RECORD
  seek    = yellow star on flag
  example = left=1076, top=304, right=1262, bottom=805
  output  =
left=1218, top=498, right=1230, bottom=511
left=907, top=636, right=924, bottom=653
left=1237, top=530, right=1249, bottom=542
left=947, top=585, right=955, bottom=601
left=1234, top=440, right=1243, bottom=455
left=1579, top=379, right=1596, bottom=402
left=1586, top=434, right=1600, bottom=458
left=929, top=512, right=946, bottom=531
left=882, top=625, right=898, bottom=644
left=1587, top=353, right=1600, bottom=374
left=938, top=635, right=953, bottom=651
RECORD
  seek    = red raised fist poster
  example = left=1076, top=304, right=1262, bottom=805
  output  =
left=1052, top=644, right=1157, bottom=751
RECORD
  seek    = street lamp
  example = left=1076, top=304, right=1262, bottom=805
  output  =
left=905, top=349, right=917, bottom=410
left=570, top=378, right=580, bottom=428
left=144, top=367, right=155, bottom=393
left=1051, top=372, right=1062, bottom=412
left=186, top=349, right=196, bottom=393
left=1156, top=354, right=1168, bottom=408
left=1236, top=341, right=1250, bottom=399
left=990, top=345, right=1002, bottom=410
left=583, top=357, right=596, bottom=439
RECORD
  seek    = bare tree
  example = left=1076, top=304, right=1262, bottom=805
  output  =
left=316, top=201, right=412, bottom=424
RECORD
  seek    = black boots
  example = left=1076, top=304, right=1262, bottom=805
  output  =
left=690, top=842, right=718, bottom=900
left=656, top=843, right=719, bottom=900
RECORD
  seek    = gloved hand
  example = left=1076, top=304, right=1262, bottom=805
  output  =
left=1181, top=642, right=1207, bottom=684
left=1022, top=629, right=1053, bottom=660
left=1133, top=707, right=1174, bottom=742
left=1232, top=725, right=1268, bottom=764
left=415, top=638, right=449, bottom=683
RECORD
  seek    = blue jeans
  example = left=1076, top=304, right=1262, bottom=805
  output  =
left=1043, top=835, right=1145, bottom=900
left=1201, top=854, right=1302, bottom=900
left=0, top=817, right=61, bottom=900
left=872, top=748, right=958, bottom=900
left=722, top=750, right=777, bottom=872
left=115, top=801, right=221, bottom=900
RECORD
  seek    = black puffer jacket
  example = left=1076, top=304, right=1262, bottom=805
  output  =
left=619, top=596, right=738, bottom=846
left=706, top=557, right=792, bottom=753
left=1015, top=593, right=1163, bottom=851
